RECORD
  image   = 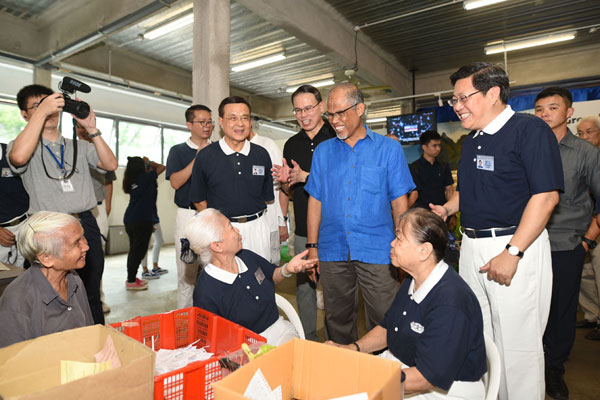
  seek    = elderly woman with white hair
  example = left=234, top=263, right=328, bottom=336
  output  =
left=0, top=211, right=94, bottom=348
left=183, top=208, right=317, bottom=345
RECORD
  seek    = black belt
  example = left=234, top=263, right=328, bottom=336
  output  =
left=97, top=201, right=103, bottom=205
left=230, top=209, right=266, bottom=223
left=0, top=213, right=28, bottom=228
left=71, top=210, right=93, bottom=219
left=463, top=226, right=517, bottom=239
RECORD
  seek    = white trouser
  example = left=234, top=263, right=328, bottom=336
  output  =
left=232, top=213, right=271, bottom=262
left=91, top=203, right=108, bottom=249
left=175, top=208, right=202, bottom=309
left=142, top=223, right=164, bottom=267
left=379, top=350, right=485, bottom=400
left=264, top=201, right=281, bottom=265
left=259, top=316, right=299, bottom=346
left=579, top=242, right=600, bottom=322
left=0, top=215, right=27, bottom=267
left=460, top=230, right=552, bottom=400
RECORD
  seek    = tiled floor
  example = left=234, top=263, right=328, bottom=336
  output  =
left=103, top=245, right=600, bottom=399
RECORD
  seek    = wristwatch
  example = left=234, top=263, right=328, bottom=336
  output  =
left=505, top=244, right=524, bottom=258
left=583, top=237, right=597, bottom=250
left=305, top=243, right=318, bottom=249
left=88, top=130, right=102, bottom=138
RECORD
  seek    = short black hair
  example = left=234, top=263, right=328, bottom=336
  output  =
left=218, top=96, right=251, bottom=118
left=450, top=62, right=510, bottom=104
left=16, top=84, right=53, bottom=111
left=535, top=87, right=573, bottom=108
left=420, top=130, right=441, bottom=146
left=185, top=104, right=212, bottom=123
left=397, top=208, right=448, bottom=263
left=291, top=85, right=322, bottom=105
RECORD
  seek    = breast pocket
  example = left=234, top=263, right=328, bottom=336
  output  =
left=361, top=166, right=386, bottom=194
left=360, top=166, right=388, bottom=221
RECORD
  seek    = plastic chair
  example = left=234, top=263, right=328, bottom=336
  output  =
left=275, top=293, right=305, bottom=340
left=483, top=332, right=501, bottom=400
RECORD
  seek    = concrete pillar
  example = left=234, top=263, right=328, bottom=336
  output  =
left=193, top=0, right=230, bottom=140
left=33, top=67, right=52, bottom=87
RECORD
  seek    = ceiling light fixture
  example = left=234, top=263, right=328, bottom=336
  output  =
left=366, top=117, right=387, bottom=124
left=143, top=13, right=194, bottom=40
left=231, top=52, right=286, bottom=72
left=285, top=79, right=335, bottom=93
left=463, top=0, right=507, bottom=10
left=485, top=31, right=576, bottom=55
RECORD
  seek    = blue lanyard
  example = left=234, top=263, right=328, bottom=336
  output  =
left=44, top=143, right=65, bottom=171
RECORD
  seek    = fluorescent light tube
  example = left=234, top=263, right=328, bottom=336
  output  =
left=231, top=53, right=286, bottom=72
left=143, top=13, right=194, bottom=40
left=463, top=0, right=507, bottom=10
left=285, top=79, right=335, bottom=93
left=485, top=32, right=576, bottom=55
left=366, top=117, right=387, bottom=123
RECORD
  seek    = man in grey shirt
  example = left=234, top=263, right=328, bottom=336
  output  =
left=534, top=87, right=600, bottom=400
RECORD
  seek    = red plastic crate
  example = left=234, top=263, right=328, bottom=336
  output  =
left=110, top=307, right=265, bottom=400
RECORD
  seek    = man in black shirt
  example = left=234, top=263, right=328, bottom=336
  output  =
left=274, top=85, right=335, bottom=341
left=408, top=130, right=454, bottom=209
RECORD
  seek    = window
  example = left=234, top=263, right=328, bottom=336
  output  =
left=0, top=103, right=26, bottom=144
left=117, top=121, right=161, bottom=165
left=163, top=127, right=190, bottom=162
left=61, top=115, right=117, bottom=155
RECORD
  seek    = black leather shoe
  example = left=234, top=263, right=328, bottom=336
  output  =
left=585, top=328, right=600, bottom=340
left=546, top=367, right=569, bottom=400
left=576, top=319, right=597, bottom=328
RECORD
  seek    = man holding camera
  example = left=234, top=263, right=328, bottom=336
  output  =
left=8, top=84, right=117, bottom=325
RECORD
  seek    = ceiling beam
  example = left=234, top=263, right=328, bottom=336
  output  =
left=236, top=0, right=412, bottom=96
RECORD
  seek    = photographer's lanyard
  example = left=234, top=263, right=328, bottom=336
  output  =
left=44, top=143, right=65, bottom=177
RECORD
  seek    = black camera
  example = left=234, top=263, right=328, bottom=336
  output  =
left=58, top=76, right=91, bottom=119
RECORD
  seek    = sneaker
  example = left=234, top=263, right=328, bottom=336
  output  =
left=126, top=280, right=148, bottom=290
left=545, top=367, right=569, bottom=400
left=152, top=266, right=169, bottom=275
left=142, top=270, right=160, bottom=280
left=136, top=277, right=148, bottom=285
left=585, top=327, right=600, bottom=340
left=102, top=302, right=111, bottom=314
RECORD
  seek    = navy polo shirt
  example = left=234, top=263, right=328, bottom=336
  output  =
left=123, top=170, right=158, bottom=224
left=380, top=262, right=487, bottom=390
left=189, top=139, right=274, bottom=218
left=0, top=143, right=29, bottom=223
left=409, top=156, right=453, bottom=209
left=283, top=121, right=335, bottom=237
left=457, top=108, right=563, bottom=229
left=166, top=140, right=198, bottom=208
left=192, top=249, right=279, bottom=333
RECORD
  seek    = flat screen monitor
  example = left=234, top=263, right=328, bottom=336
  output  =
left=386, top=111, right=437, bottom=143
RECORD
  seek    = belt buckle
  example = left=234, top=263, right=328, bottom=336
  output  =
left=237, top=216, right=248, bottom=223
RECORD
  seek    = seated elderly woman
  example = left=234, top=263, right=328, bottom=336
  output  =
left=184, top=208, right=316, bottom=345
left=327, top=208, right=487, bottom=399
left=0, top=211, right=94, bottom=348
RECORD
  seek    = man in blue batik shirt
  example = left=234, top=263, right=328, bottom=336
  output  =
left=305, top=82, right=415, bottom=344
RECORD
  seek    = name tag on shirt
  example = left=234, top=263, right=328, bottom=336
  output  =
left=252, top=165, right=265, bottom=176
left=61, top=179, right=75, bottom=193
left=410, top=321, right=424, bottom=334
left=476, top=155, right=494, bottom=172
left=254, top=267, right=265, bottom=285
left=1, top=168, right=14, bottom=178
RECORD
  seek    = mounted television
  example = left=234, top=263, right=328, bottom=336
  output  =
left=386, top=110, right=437, bottom=144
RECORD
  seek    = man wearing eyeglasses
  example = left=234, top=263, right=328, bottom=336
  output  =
left=430, top=63, right=563, bottom=400
left=577, top=116, right=600, bottom=341
left=304, top=83, right=415, bottom=344
left=8, top=84, right=117, bottom=325
left=166, top=104, right=213, bottom=308
left=190, top=96, right=273, bottom=261
left=272, top=85, right=335, bottom=341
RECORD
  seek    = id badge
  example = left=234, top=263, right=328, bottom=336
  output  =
left=252, top=165, right=265, bottom=176
left=476, top=155, right=494, bottom=171
left=61, top=179, right=75, bottom=192
left=1, top=167, right=13, bottom=178
left=254, top=267, right=265, bottom=285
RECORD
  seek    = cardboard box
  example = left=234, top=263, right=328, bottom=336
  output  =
left=0, top=324, right=155, bottom=400
left=212, top=338, right=403, bottom=399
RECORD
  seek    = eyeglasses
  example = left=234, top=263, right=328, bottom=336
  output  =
left=224, top=115, right=251, bottom=123
left=27, top=102, right=41, bottom=111
left=448, top=90, right=481, bottom=107
left=324, top=103, right=359, bottom=120
left=191, top=120, right=214, bottom=127
left=292, top=101, right=320, bottom=115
